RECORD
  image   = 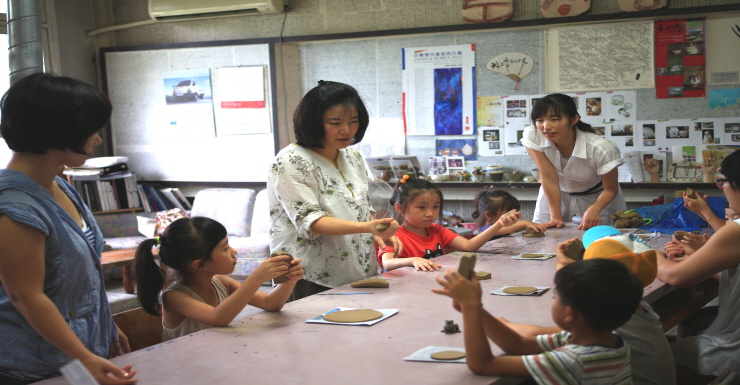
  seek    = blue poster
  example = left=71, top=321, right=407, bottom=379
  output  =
left=434, top=68, right=463, bottom=135
left=709, top=88, right=740, bottom=109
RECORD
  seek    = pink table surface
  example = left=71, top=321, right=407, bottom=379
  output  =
left=35, top=224, right=678, bottom=385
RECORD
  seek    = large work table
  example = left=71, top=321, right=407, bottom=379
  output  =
left=36, top=224, right=715, bottom=385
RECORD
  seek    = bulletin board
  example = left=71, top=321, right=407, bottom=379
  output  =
left=101, top=42, right=278, bottom=182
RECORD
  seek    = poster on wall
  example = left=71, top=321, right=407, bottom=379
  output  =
left=162, top=69, right=214, bottom=136
left=655, top=18, right=706, bottom=98
left=435, top=138, right=478, bottom=162
left=402, top=45, right=476, bottom=136
left=707, top=15, right=740, bottom=85
left=545, top=21, right=654, bottom=92
left=211, top=66, right=271, bottom=136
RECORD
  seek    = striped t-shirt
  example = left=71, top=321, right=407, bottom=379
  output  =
left=522, top=331, right=632, bottom=385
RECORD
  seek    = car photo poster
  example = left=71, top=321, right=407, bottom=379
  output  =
left=402, top=44, right=475, bottom=136
left=162, top=69, right=214, bottom=137
left=655, top=18, right=706, bottom=99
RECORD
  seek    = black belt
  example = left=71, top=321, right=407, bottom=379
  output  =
left=566, top=181, right=603, bottom=196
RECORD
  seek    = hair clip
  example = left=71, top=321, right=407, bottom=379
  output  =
left=318, top=80, right=326, bottom=86
left=400, top=175, right=410, bottom=183
left=154, top=235, right=161, bottom=245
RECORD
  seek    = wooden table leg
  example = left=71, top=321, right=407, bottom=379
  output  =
left=123, top=264, right=135, bottom=294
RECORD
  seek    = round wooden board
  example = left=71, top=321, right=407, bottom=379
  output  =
left=323, top=309, right=383, bottom=323
left=503, top=286, right=538, bottom=294
left=520, top=254, right=545, bottom=258
left=430, top=350, right=466, bottom=360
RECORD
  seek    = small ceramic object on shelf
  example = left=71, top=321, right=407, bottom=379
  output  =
left=503, top=170, right=523, bottom=182
left=487, top=165, right=504, bottom=181
left=430, top=174, right=449, bottom=182
left=531, top=168, right=540, bottom=182
left=523, top=175, right=536, bottom=182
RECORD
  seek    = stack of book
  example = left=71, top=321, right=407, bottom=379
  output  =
left=64, top=157, right=142, bottom=213
left=137, top=185, right=192, bottom=212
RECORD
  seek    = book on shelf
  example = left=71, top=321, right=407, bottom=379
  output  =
left=170, top=188, right=192, bottom=210
left=159, top=188, right=187, bottom=211
left=69, top=172, right=142, bottom=213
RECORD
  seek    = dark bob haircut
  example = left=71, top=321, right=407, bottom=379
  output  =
left=554, top=258, right=642, bottom=332
left=720, top=148, right=740, bottom=191
left=530, top=93, right=594, bottom=134
left=0, top=73, right=112, bottom=154
left=293, top=80, right=369, bottom=149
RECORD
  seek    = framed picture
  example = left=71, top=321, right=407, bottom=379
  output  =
left=446, top=156, right=465, bottom=170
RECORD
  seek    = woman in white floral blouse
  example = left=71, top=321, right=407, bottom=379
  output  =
left=266, top=81, right=402, bottom=300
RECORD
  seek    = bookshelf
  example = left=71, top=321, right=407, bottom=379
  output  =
left=67, top=172, right=143, bottom=214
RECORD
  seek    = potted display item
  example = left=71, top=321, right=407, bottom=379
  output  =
left=472, top=167, right=485, bottom=182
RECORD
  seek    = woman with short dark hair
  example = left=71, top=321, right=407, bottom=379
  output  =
left=266, top=81, right=400, bottom=300
left=0, top=73, right=136, bottom=384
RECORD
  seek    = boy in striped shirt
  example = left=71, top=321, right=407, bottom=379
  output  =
left=433, top=258, right=642, bottom=384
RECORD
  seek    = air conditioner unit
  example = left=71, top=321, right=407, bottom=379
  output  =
left=148, top=0, right=284, bottom=21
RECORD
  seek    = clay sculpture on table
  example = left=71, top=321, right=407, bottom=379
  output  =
left=475, top=271, right=492, bottom=280
left=441, top=320, right=460, bottom=334
left=610, top=210, right=645, bottom=228
left=523, top=228, right=545, bottom=237
left=350, top=277, right=389, bottom=288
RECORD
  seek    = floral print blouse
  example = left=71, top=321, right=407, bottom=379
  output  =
left=266, top=144, right=379, bottom=288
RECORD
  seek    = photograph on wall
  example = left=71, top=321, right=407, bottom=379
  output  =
left=402, top=44, right=476, bottom=135
left=655, top=18, right=706, bottom=98
left=725, top=118, right=740, bottom=143
left=428, top=156, right=448, bottom=175
left=476, top=96, right=504, bottom=127
left=435, top=138, right=478, bottom=161
left=478, top=126, right=504, bottom=156
left=503, top=125, right=528, bottom=156
left=605, top=91, right=636, bottom=121
left=709, top=88, right=740, bottom=109
left=162, top=69, right=214, bottom=137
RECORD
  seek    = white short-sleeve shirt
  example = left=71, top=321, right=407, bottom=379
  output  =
left=522, top=125, right=623, bottom=193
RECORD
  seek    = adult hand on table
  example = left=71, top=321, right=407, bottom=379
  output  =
left=576, top=206, right=602, bottom=230
left=545, top=218, right=566, bottom=228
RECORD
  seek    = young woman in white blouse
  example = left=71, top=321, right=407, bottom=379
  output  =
left=266, top=81, right=401, bottom=300
left=521, top=94, right=626, bottom=230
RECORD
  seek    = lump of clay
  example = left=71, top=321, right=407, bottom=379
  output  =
left=610, top=210, right=644, bottom=228
left=269, top=251, right=294, bottom=284
left=564, top=239, right=584, bottom=260
left=350, top=278, right=389, bottom=288
left=375, top=222, right=390, bottom=231
left=475, top=271, right=491, bottom=280
left=523, top=228, right=545, bottom=237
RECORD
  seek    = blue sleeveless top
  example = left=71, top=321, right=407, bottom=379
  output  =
left=0, top=169, right=116, bottom=379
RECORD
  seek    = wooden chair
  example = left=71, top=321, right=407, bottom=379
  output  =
left=112, top=307, right=162, bottom=352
